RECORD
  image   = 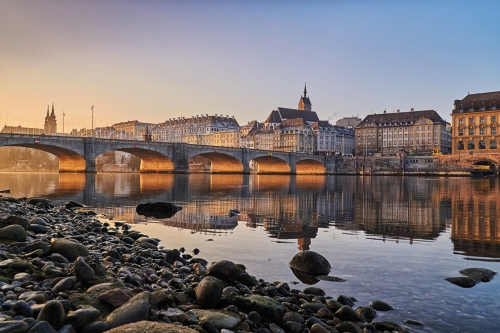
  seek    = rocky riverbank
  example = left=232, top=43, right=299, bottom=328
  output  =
left=0, top=196, right=415, bottom=333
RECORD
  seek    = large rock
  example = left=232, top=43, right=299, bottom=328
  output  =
left=65, top=200, right=84, bottom=209
left=206, top=260, right=240, bottom=280
left=50, top=238, right=89, bottom=261
left=0, top=224, right=27, bottom=242
left=196, top=276, right=223, bottom=308
left=369, top=300, right=393, bottom=311
left=37, top=300, right=66, bottom=331
left=191, top=309, right=242, bottom=330
left=334, top=305, right=365, bottom=322
left=445, top=268, right=496, bottom=288
left=136, top=202, right=182, bottom=218
left=98, top=288, right=130, bottom=308
left=105, top=291, right=151, bottom=328
left=105, top=321, right=198, bottom=333
left=231, top=295, right=285, bottom=323
left=289, top=251, right=331, bottom=276
left=0, top=215, right=30, bottom=229
left=372, top=321, right=410, bottom=333
left=28, top=198, right=53, bottom=208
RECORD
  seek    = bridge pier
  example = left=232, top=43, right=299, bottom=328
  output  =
left=242, top=148, right=251, bottom=174
left=84, top=138, right=97, bottom=173
left=288, top=153, right=297, bottom=175
left=172, top=143, right=191, bottom=174
left=324, top=156, right=337, bottom=174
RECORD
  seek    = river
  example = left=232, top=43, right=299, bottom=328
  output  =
left=1, top=172, right=499, bottom=332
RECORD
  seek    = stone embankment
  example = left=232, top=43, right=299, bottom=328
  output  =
left=0, top=196, right=416, bottom=333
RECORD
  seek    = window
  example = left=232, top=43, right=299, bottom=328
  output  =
left=469, top=127, right=475, bottom=135
left=490, top=140, right=497, bottom=149
left=468, top=140, right=475, bottom=150
left=469, top=117, right=474, bottom=124
left=492, top=116, right=497, bottom=123
left=458, top=128, right=464, bottom=136
left=416, top=139, right=419, bottom=144
left=434, top=139, right=438, bottom=144
left=428, top=126, right=431, bottom=131
left=428, top=139, right=431, bottom=144
left=459, top=118, right=464, bottom=125
left=480, top=116, right=485, bottom=123
left=480, top=127, right=485, bottom=135
left=479, top=140, right=486, bottom=149
left=492, top=126, right=497, bottom=135
left=458, top=141, right=464, bottom=150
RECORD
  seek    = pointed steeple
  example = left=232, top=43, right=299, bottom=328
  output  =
left=51, top=103, right=55, bottom=117
left=46, top=105, right=49, bottom=118
left=298, top=81, right=312, bottom=111
left=303, top=81, right=307, bottom=98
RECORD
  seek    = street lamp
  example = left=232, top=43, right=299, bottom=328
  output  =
left=91, top=104, right=94, bottom=138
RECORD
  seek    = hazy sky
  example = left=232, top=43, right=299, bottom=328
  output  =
left=1, top=0, right=499, bottom=129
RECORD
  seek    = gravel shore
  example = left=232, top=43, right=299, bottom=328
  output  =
left=0, top=196, right=416, bottom=333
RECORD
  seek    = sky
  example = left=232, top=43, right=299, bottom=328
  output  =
left=1, top=0, right=500, bottom=130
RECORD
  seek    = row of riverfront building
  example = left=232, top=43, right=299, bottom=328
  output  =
left=3, top=86, right=500, bottom=156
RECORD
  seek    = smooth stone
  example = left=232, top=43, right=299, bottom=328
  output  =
left=269, top=323, right=286, bottom=333
left=29, top=218, right=48, bottom=226
left=163, top=308, right=189, bottom=323
left=369, top=300, right=394, bottom=311
left=196, top=276, right=223, bottom=309
left=372, top=321, right=409, bottom=333
left=105, top=291, right=151, bottom=329
left=283, top=312, right=304, bottom=324
left=337, top=295, right=355, bottom=307
left=404, top=319, right=424, bottom=326
left=49, top=253, right=69, bottom=264
left=36, top=300, right=65, bottom=331
left=0, top=225, right=27, bottom=241
left=14, top=273, right=31, bottom=282
left=300, top=302, right=327, bottom=312
left=303, top=287, right=326, bottom=296
left=309, top=323, right=330, bottom=333
left=355, top=306, right=377, bottom=321
left=98, top=288, right=130, bottom=308
left=230, top=295, right=285, bottom=324
left=334, top=322, right=363, bottom=333
left=66, top=308, right=102, bottom=332
left=288, top=251, right=331, bottom=276
left=74, top=257, right=95, bottom=284
left=51, top=277, right=75, bottom=294
left=29, top=225, right=48, bottom=234
left=459, top=268, right=497, bottom=282
left=0, top=215, right=30, bottom=229
left=191, top=309, right=242, bottom=330
left=22, top=318, right=37, bottom=331
left=50, top=239, right=89, bottom=261
left=335, top=305, right=365, bottom=322
left=0, top=321, right=29, bottom=333
left=104, top=320, right=199, bottom=333
left=12, top=300, right=33, bottom=317
left=26, top=249, right=44, bottom=258
left=80, top=321, right=108, bottom=333
left=23, top=242, right=50, bottom=257
left=206, top=260, right=240, bottom=280
left=25, top=293, right=46, bottom=304
left=26, top=321, right=56, bottom=333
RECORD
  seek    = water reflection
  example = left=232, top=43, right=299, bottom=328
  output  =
left=3, top=173, right=500, bottom=260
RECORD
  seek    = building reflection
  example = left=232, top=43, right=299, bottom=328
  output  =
left=17, top=173, right=500, bottom=257
left=450, top=178, right=500, bottom=260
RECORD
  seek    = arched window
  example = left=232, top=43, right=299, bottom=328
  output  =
left=479, top=140, right=486, bottom=149
left=490, top=140, right=497, bottom=149
left=457, top=141, right=464, bottom=150
left=468, top=140, right=475, bottom=150
left=469, top=126, right=475, bottom=135
left=492, top=125, right=497, bottom=135
left=458, top=128, right=464, bottom=136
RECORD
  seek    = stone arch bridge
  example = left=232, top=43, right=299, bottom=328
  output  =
left=0, top=133, right=337, bottom=174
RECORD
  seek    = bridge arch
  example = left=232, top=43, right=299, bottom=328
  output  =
left=251, top=156, right=291, bottom=174
left=96, top=148, right=175, bottom=173
left=296, top=158, right=326, bottom=174
left=2, top=143, right=86, bottom=172
left=188, top=152, right=243, bottom=173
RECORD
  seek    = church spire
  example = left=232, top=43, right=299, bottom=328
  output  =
left=46, top=105, right=49, bottom=118
left=303, top=81, right=307, bottom=98
left=51, top=103, right=55, bottom=117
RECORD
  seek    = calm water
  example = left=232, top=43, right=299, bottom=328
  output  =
left=1, top=172, right=500, bottom=332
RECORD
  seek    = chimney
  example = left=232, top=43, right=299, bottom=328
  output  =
left=383, top=110, right=386, bottom=114
left=397, top=109, right=400, bottom=113
left=411, top=108, right=414, bottom=112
